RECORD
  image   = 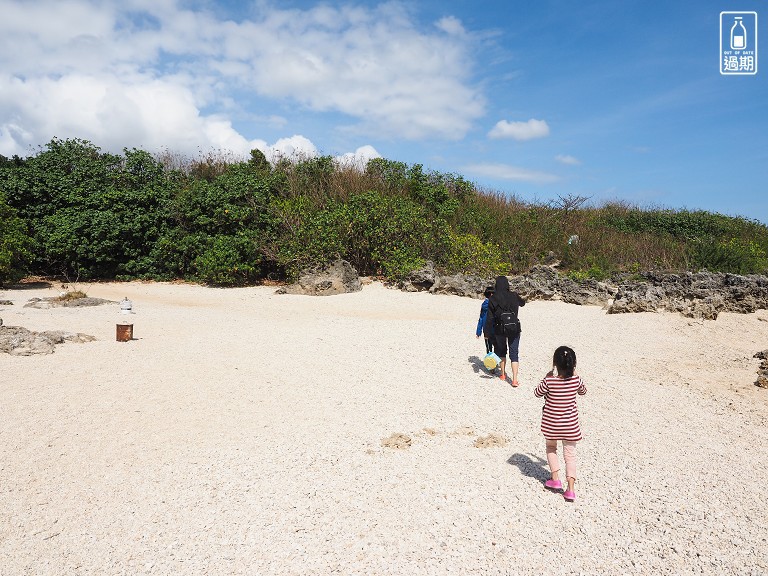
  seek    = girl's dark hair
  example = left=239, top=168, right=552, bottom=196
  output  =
left=553, top=346, right=577, bottom=378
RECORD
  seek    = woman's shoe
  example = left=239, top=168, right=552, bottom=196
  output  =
left=544, top=479, right=562, bottom=491
left=563, top=490, right=576, bottom=502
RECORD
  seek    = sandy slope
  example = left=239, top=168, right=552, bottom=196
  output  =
left=1, top=280, right=767, bottom=575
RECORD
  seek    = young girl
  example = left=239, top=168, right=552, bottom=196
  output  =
left=533, top=346, right=587, bottom=502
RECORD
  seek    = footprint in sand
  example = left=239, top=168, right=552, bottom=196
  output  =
left=378, top=428, right=508, bottom=450
left=380, top=432, right=412, bottom=450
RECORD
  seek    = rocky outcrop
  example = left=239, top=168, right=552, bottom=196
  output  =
left=273, top=257, right=768, bottom=318
left=0, top=325, right=97, bottom=355
left=24, top=296, right=115, bottom=309
left=398, top=263, right=618, bottom=305
left=608, top=272, right=768, bottom=319
left=276, top=259, right=363, bottom=296
left=399, top=261, right=493, bottom=298
left=430, top=273, right=490, bottom=299
left=400, top=261, right=438, bottom=292
left=507, top=265, right=618, bottom=306
left=397, top=263, right=768, bottom=320
left=754, top=350, right=768, bottom=389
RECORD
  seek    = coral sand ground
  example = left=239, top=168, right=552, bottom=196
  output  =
left=1, top=281, right=767, bottom=575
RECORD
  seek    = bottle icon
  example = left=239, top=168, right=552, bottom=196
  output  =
left=730, top=17, right=747, bottom=50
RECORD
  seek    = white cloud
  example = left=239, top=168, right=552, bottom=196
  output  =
left=0, top=0, right=485, bottom=159
left=0, top=72, right=263, bottom=157
left=262, top=135, right=319, bottom=162
left=488, top=119, right=550, bottom=141
left=435, top=16, right=466, bottom=36
left=238, top=4, right=484, bottom=140
left=335, top=145, right=381, bottom=168
left=556, top=154, right=581, bottom=165
left=463, top=163, right=560, bottom=184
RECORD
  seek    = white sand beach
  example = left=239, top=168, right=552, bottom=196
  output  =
left=1, top=280, right=767, bottom=575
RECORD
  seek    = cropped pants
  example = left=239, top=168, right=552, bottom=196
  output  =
left=546, top=439, right=577, bottom=479
left=493, top=332, right=520, bottom=362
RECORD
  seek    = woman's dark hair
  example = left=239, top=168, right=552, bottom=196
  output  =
left=553, top=346, right=577, bottom=378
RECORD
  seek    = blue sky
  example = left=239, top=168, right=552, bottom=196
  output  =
left=1, top=0, right=766, bottom=222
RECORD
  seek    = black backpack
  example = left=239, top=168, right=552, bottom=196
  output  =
left=497, top=309, right=521, bottom=336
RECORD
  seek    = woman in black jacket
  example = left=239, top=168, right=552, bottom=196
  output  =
left=487, top=275, right=526, bottom=387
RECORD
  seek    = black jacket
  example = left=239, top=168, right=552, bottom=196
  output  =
left=487, top=276, right=525, bottom=332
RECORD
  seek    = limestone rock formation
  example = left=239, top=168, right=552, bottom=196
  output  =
left=24, top=296, right=115, bottom=309
left=400, top=261, right=438, bottom=292
left=397, top=263, right=768, bottom=320
left=754, top=350, right=768, bottom=389
left=0, top=325, right=97, bottom=355
left=276, top=259, right=362, bottom=296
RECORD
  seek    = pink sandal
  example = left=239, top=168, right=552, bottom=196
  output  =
left=563, top=490, right=576, bottom=502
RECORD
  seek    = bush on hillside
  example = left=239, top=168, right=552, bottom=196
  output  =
left=2, top=138, right=768, bottom=285
left=0, top=191, right=32, bottom=285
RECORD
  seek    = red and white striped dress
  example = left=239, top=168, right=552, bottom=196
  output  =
left=533, top=374, right=587, bottom=441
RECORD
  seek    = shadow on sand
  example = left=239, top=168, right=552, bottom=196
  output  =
left=467, top=355, right=498, bottom=379
left=507, top=453, right=550, bottom=486
left=3, top=280, right=53, bottom=291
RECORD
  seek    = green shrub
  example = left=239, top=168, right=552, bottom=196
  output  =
left=191, top=233, right=260, bottom=286
left=150, top=230, right=204, bottom=280
left=267, top=189, right=447, bottom=281
left=3, top=139, right=174, bottom=279
left=344, top=190, right=442, bottom=278
left=444, top=232, right=507, bottom=276
left=379, top=250, right=425, bottom=280
left=0, top=191, right=32, bottom=284
left=4, top=141, right=768, bottom=286
left=595, top=204, right=764, bottom=242
left=170, top=162, right=273, bottom=235
left=566, top=269, right=590, bottom=282
left=269, top=198, right=349, bottom=278
left=690, top=237, right=768, bottom=274
left=565, top=263, right=611, bottom=282
left=156, top=160, right=279, bottom=281
left=365, top=158, right=409, bottom=194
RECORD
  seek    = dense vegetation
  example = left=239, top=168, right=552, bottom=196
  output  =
left=1, top=138, right=767, bottom=286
